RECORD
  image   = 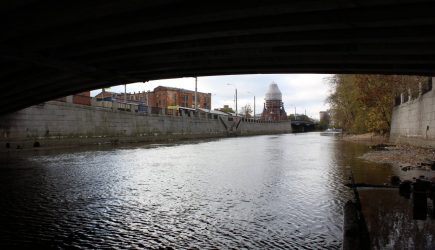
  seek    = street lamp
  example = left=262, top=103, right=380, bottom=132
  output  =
left=194, top=77, right=198, bottom=111
left=226, top=83, right=237, bottom=116
left=290, top=104, right=297, bottom=120
left=247, top=91, right=255, bottom=120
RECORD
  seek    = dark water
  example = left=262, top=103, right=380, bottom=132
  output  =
left=0, top=133, right=431, bottom=249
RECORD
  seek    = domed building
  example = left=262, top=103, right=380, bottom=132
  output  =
left=261, top=82, right=287, bottom=121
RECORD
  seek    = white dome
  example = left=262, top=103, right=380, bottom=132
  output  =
left=265, top=82, right=282, bottom=100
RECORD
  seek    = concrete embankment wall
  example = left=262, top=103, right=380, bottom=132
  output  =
left=390, top=77, right=435, bottom=147
left=0, top=101, right=291, bottom=150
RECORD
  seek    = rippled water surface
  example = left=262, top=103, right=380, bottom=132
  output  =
left=0, top=133, right=416, bottom=248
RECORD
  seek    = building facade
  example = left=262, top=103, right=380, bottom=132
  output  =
left=57, top=91, right=92, bottom=106
left=319, top=111, right=330, bottom=122
left=95, top=86, right=211, bottom=109
left=261, top=82, right=287, bottom=121
left=152, top=86, right=211, bottom=109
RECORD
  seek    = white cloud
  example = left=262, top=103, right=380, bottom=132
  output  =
left=90, top=74, right=331, bottom=119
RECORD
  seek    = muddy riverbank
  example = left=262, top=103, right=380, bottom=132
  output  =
left=343, top=133, right=435, bottom=169
left=342, top=133, right=389, bottom=145
left=344, top=134, right=435, bottom=249
left=360, top=144, right=435, bottom=169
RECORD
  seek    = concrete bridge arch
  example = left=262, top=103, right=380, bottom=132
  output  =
left=0, top=0, right=434, bottom=114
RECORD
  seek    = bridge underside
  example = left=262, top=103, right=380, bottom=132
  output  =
left=1, top=0, right=435, bottom=114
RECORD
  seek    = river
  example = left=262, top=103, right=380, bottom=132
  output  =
left=0, top=133, right=433, bottom=249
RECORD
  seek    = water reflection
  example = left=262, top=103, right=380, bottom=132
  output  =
left=360, top=189, right=435, bottom=249
left=0, top=133, right=432, bottom=248
left=333, top=141, right=435, bottom=249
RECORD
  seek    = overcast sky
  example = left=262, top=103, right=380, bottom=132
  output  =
left=91, top=74, right=332, bottom=119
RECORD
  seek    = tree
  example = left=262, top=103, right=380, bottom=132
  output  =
left=326, top=74, right=428, bottom=134
left=240, top=104, right=253, bottom=118
left=216, top=105, right=234, bottom=113
left=318, top=119, right=329, bottom=131
left=298, top=114, right=312, bottom=122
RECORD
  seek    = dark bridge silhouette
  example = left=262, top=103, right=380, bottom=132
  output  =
left=291, top=120, right=316, bottom=132
left=1, top=0, right=435, bottom=114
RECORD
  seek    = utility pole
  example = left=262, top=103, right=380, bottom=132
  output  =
left=194, top=77, right=198, bottom=111
left=226, top=83, right=237, bottom=116
left=247, top=91, right=255, bottom=119
left=235, top=88, right=238, bottom=116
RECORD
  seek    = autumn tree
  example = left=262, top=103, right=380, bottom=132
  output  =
left=327, top=74, right=428, bottom=134
left=327, top=75, right=364, bottom=133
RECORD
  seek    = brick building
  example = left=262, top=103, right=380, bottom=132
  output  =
left=95, top=86, right=211, bottom=109
left=151, top=86, right=211, bottom=109
left=57, top=91, right=92, bottom=106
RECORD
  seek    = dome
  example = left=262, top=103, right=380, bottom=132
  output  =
left=265, top=82, right=282, bottom=100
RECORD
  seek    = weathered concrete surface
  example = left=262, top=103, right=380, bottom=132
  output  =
left=2, top=1, right=435, bottom=115
left=390, top=77, right=435, bottom=147
left=0, top=101, right=291, bottom=150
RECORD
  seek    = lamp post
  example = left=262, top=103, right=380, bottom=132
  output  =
left=226, top=83, right=237, bottom=116
left=194, top=77, right=198, bottom=111
left=290, top=104, right=297, bottom=120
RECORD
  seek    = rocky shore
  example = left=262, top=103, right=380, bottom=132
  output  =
left=342, top=133, right=389, bottom=145
left=343, top=133, right=435, bottom=177
left=360, top=144, right=435, bottom=169
left=343, top=133, right=435, bottom=249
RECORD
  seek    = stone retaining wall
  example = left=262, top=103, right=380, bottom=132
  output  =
left=389, top=77, right=435, bottom=147
left=0, top=101, right=292, bottom=150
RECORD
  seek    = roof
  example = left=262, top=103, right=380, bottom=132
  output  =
left=178, top=106, right=196, bottom=111
left=154, top=86, right=191, bottom=92
left=154, top=86, right=210, bottom=95
left=95, top=91, right=115, bottom=98
left=265, top=82, right=283, bottom=101
left=198, top=108, right=229, bottom=116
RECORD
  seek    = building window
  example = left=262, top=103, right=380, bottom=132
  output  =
left=182, top=95, right=188, bottom=107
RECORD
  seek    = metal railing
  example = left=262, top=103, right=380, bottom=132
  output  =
left=394, top=79, right=433, bottom=106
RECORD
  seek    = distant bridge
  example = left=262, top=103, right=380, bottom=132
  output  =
left=291, top=120, right=316, bottom=132
left=0, top=1, right=435, bottom=114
